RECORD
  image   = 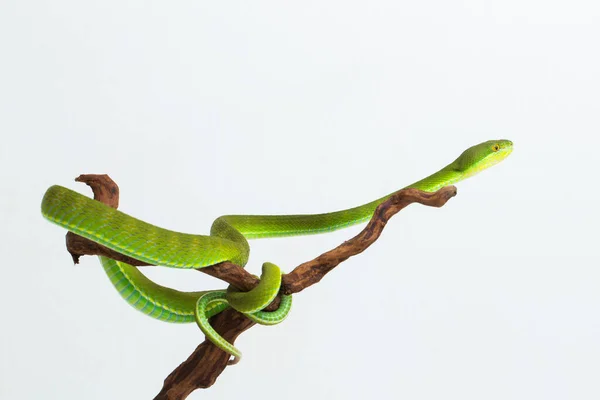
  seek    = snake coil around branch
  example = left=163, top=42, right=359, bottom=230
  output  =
left=63, top=174, right=457, bottom=400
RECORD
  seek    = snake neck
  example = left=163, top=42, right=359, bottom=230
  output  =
left=349, top=163, right=463, bottom=221
left=404, top=163, right=463, bottom=192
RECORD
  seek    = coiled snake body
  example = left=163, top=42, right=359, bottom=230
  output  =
left=41, top=140, right=513, bottom=362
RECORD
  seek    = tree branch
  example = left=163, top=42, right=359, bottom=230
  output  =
left=61, top=174, right=457, bottom=399
left=282, top=186, right=457, bottom=294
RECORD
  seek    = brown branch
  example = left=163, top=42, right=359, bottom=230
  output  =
left=60, top=174, right=457, bottom=399
left=282, top=186, right=457, bottom=294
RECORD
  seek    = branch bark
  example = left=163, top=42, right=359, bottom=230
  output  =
left=63, top=174, right=457, bottom=399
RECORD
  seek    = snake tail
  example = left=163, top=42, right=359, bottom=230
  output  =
left=194, top=262, right=291, bottom=361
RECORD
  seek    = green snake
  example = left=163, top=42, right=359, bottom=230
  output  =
left=41, top=139, right=513, bottom=362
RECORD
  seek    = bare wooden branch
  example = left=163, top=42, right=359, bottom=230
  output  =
left=58, top=174, right=457, bottom=399
left=75, top=174, right=119, bottom=208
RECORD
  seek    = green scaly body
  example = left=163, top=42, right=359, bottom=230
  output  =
left=41, top=139, right=513, bottom=360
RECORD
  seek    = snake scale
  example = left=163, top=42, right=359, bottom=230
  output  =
left=41, top=139, right=513, bottom=362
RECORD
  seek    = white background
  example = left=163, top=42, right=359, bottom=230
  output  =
left=1, top=1, right=599, bottom=399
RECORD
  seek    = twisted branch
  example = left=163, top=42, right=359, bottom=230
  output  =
left=62, top=174, right=457, bottom=399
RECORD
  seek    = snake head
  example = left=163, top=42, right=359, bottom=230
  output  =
left=451, top=139, right=513, bottom=177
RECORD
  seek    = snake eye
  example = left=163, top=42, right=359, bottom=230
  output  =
left=492, top=144, right=500, bottom=152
